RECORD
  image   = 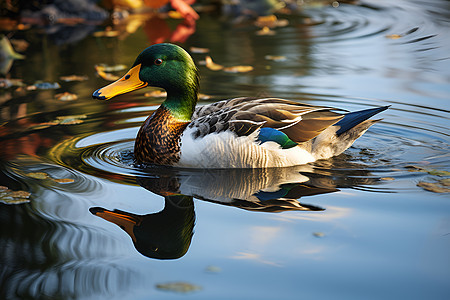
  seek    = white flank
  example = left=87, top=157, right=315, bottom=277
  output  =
left=176, top=127, right=315, bottom=168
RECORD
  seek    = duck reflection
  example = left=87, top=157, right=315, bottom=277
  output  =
left=90, top=194, right=195, bottom=260
left=90, top=166, right=347, bottom=259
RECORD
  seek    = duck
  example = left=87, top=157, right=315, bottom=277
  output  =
left=93, top=43, right=388, bottom=168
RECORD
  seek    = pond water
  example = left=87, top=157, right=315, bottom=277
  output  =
left=1, top=0, right=449, bottom=299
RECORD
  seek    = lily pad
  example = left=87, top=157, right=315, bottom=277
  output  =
left=156, top=282, right=202, bottom=293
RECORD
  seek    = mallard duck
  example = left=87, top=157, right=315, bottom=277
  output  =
left=93, top=43, right=388, bottom=168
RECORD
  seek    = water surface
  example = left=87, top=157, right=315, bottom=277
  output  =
left=1, top=1, right=449, bottom=299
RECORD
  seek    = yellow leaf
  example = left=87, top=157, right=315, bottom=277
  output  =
left=223, top=65, right=254, bottom=73
left=205, top=56, right=223, bottom=71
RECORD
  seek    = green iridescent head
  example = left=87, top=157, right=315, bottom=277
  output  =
left=93, top=43, right=199, bottom=121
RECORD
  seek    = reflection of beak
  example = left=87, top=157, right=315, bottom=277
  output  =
left=90, top=207, right=142, bottom=242
left=92, top=64, right=148, bottom=100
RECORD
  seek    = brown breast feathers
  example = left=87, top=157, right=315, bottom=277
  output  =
left=134, top=106, right=190, bottom=165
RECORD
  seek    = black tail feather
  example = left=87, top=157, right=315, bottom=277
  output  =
left=335, top=106, right=389, bottom=135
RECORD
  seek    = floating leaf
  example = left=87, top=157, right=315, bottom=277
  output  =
left=55, top=92, right=78, bottom=101
left=52, top=178, right=75, bottom=184
left=417, top=181, right=450, bottom=193
left=205, top=265, right=221, bottom=273
left=223, top=65, right=254, bottom=73
left=56, top=114, right=87, bottom=125
left=93, top=30, right=120, bottom=37
left=27, top=82, right=61, bottom=90
left=386, top=34, right=403, bottom=39
left=190, top=47, right=210, bottom=54
left=156, top=282, right=202, bottom=293
left=427, top=170, right=450, bottom=177
left=313, top=232, right=325, bottom=238
left=144, top=90, right=167, bottom=98
left=255, top=15, right=288, bottom=28
left=381, top=177, right=395, bottom=181
left=264, top=55, right=287, bottom=62
left=26, top=172, right=49, bottom=179
left=168, top=11, right=183, bottom=19
left=0, top=186, right=31, bottom=205
left=256, top=26, right=275, bottom=36
left=60, top=75, right=88, bottom=82
left=439, top=178, right=450, bottom=186
left=95, top=65, right=120, bottom=81
left=205, top=56, right=223, bottom=71
left=0, top=78, right=25, bottom=88
left=96, top=64, right=127, bottom=72
left=199, top=93, right=212, bottom=100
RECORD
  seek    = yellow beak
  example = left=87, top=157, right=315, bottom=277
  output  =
left=92, top=64, right=148, bottom=100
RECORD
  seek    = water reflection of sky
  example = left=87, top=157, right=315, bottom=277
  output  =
left=1, top=0, right=450, bottom=299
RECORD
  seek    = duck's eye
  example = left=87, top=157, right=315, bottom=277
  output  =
left=154, top=58, right=163, bottom=65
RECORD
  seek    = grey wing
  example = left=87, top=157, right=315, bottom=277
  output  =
left=190, top=97, right=344, bottom=142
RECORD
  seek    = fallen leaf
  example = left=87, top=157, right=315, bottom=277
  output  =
left=223, top=65, right=254, bottom=73
left=60, top=75, right=89, bottom=82
left=205, top=56, right=224, bottom=71
left=199, top=93, right=212, bottom=100
left=93, top=30, right=120, bottom=37
left=168, top=11, right=183, bottom=19
left=0, top=78, right=25, bottom=88
left=144, top=90, right=167, bottom=98
left=439, top=178, right=450, bottom=186
left=264, top=55, right=287, bottom=62
left=427, top=170, right=450, bottom=177
left=256, top=26, right=275, bottom=36
left=27, top=82, right=61, bottom=90
left=417, top=181, right=450, bottom=193
left=156, top=282, right=202, bottom=293
left=26, top=172, right=49, bottom=179
left=95, top=64, right=127, bottom=72
left=56, top=114, right=87, bottom=125
left=9, top=190, right=31, bottom=198
left=205, top=265, right=221, bottom=273
left=0, top=186, right=31, bottom=205
left=190, top=47, right=210, bottom=54
left=55, top=92, right=78, bottom=101
left=381, top=177, right=395, bottom=181
left=95, top=65, right=120, bottom=81
left=386, top=34, right=403, bottom=39
left=52, top=178, right=75, bottom=184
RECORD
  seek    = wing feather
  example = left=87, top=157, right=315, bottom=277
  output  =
left=189, top=97, right=343, bottom=143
